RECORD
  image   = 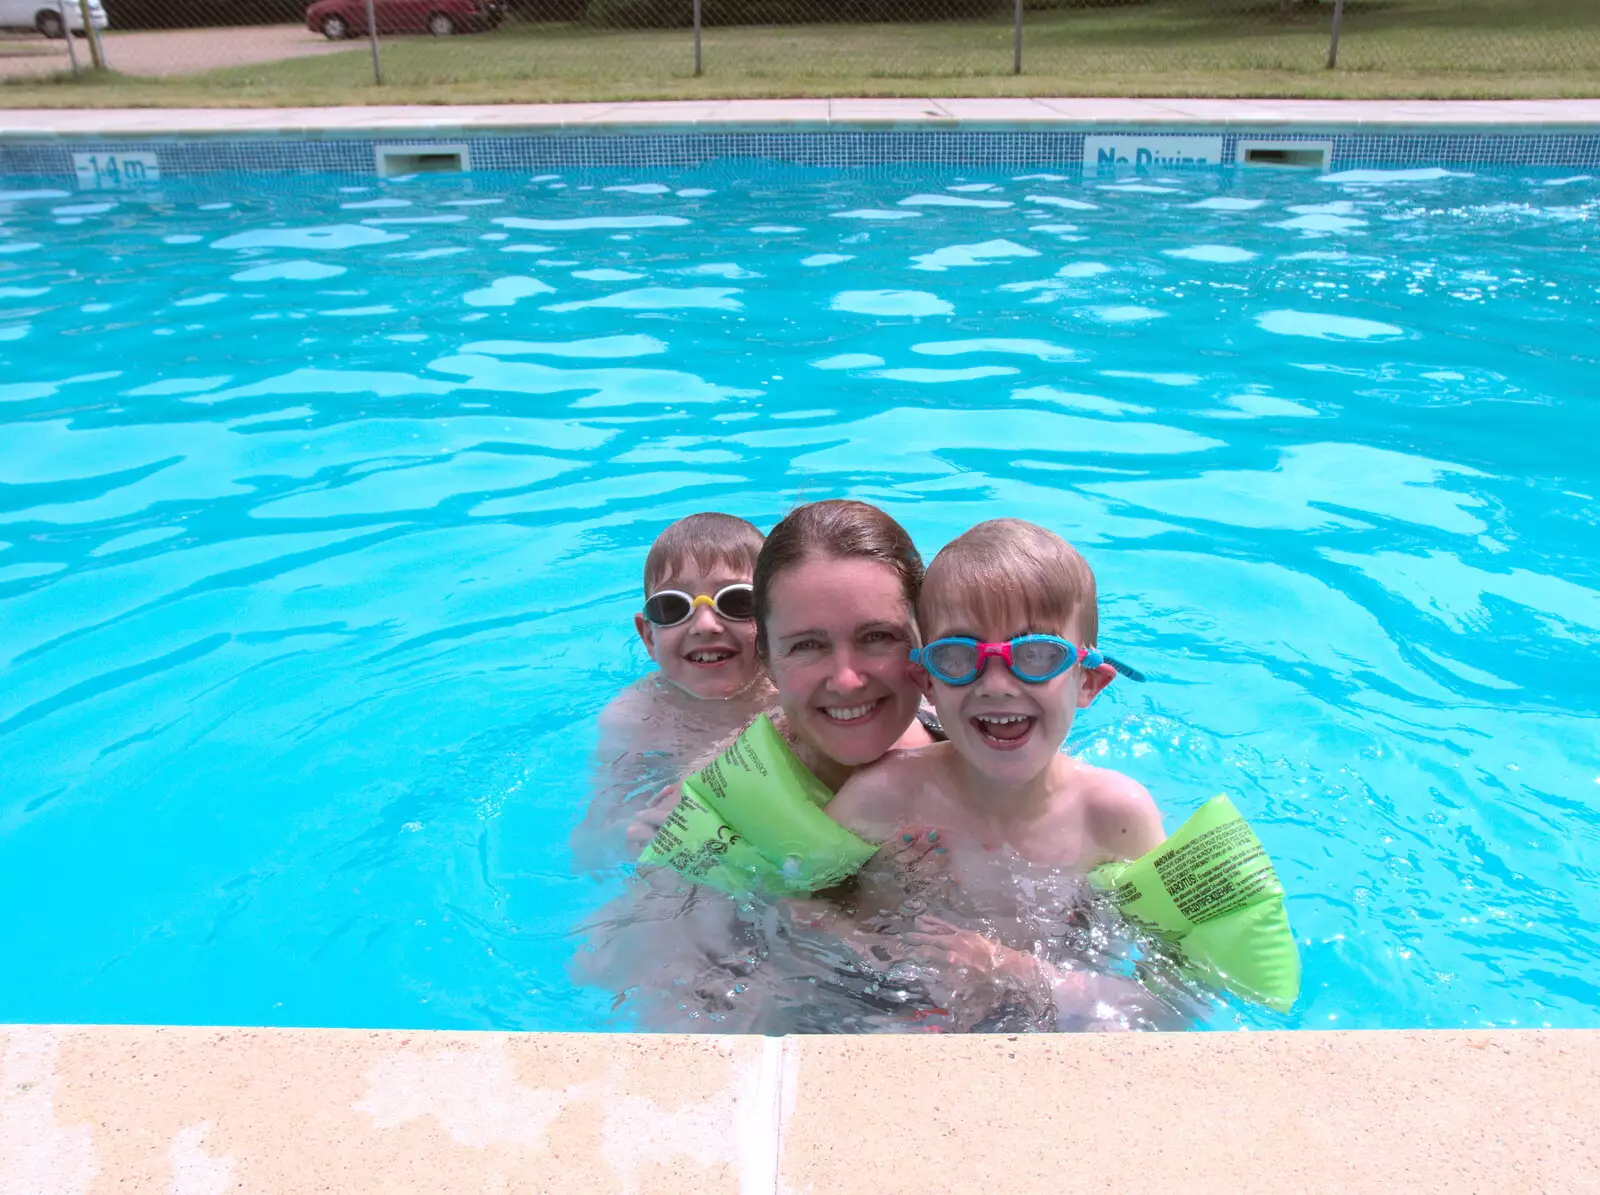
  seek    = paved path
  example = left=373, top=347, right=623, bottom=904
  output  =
left=0, top=35, right=71, bottom=79
left=0, top=23, right=354, bottom=80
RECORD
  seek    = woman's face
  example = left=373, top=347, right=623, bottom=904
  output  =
left=763, top=555, right=924, bottom=771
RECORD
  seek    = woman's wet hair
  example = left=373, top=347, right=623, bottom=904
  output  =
left=753, top=499, right=924, bottom=659
left=643, top=511, right=765, bottom=594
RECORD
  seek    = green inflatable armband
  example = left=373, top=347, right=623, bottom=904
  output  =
left=1089, top=795, right=1301, bottom=1013
left=637, top=714, right=879, bottom=897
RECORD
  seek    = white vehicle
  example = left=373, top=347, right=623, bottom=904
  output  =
left=0, top=0, right=107, bottom=38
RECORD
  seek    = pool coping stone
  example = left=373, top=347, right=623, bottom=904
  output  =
left=2, top=1024, right=1595, bottom=1193
left=6, top=97, right=1600, bottom=138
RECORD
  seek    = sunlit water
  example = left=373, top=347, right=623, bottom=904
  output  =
left=1, top=163, right=1597, bottom=1033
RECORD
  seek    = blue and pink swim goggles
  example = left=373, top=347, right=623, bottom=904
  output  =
left=910, top=635, right=1145, bottom=686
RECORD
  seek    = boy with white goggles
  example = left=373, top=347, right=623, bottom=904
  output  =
left=575, top=513, right=774, bottom=870
left=821, top=518, right=1167, bottom=1029
left=626, top=512, right=767, bottom=705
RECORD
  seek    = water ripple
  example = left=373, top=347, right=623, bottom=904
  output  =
left=1, top=164, right=1596, bottom=1034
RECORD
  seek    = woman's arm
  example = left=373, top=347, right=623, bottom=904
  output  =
left=622, top=706, right=784, bottom=855
left=897, top=918, right=1177, bottom=1032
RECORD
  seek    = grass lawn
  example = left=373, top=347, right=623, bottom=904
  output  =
left=3, top=0, right=1598, bottom=106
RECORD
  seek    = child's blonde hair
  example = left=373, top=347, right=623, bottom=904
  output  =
left=919, top=519, right=1098, bottom=646
left=643, top=512, right=765, bottom=594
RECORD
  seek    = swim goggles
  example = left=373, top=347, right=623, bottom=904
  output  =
left=642, top=583, right=755, bottom=628
left=910, top=635, right=1145, bottom=686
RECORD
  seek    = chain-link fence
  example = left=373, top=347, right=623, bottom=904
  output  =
left=2, top=0, right=1597, bottom=97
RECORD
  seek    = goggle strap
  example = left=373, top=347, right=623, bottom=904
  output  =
left=1102, top=653, right=1146, bottom=683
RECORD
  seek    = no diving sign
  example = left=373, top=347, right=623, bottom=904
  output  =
left=1083, top=136, right=1225, bottom=176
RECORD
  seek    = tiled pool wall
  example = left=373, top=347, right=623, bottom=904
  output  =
left=5, top=126, right=1600, bottom=182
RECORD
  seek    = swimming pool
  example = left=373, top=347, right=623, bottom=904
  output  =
left=1, top=157, right=1596, bottom=1034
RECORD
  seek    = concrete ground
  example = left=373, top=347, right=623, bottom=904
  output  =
left=0, top=23, right=354, bottom=80
left=8, top=95, right=1600, bottom=134
left=3, top=1025, right=1596, bottom=1193
left=0, top=34, right=66, bottom=79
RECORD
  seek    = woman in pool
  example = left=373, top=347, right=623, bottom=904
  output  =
left=579, top=500, right=941, bottom=1027
left=648, top=497, right=937, bottom=811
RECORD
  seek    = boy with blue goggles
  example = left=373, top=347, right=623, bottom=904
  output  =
left=820, top=518, right=1171, bottom=1031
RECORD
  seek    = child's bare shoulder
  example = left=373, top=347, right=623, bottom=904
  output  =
left=598, top=676, right=660, bottom=730
left=1069, top=759, right=1165, bottom=858
left=828, top=744, right=952, bottom=840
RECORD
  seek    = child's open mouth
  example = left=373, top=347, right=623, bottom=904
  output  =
left=819, top=697, right=887, bottom=725
left=972, top=714, right=1035, bottom=749
left=684, top=647, right=739, bottom=668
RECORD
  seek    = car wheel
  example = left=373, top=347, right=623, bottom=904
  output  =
left=426, top=11, right=454, bottom=34
left=35, top=9, right=65, bottom=37
left=320, top=13, right=349, bottom=37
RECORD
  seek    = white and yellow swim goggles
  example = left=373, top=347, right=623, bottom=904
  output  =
left=642, top=583, right=756, bottom=628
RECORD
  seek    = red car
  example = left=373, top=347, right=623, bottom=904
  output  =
left=307, top=0, right=503, bottom=37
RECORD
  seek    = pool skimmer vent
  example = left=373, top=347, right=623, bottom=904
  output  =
left=374, top=144, right=471, bottom=178
left=1237, top=140, right=1333, bottom=171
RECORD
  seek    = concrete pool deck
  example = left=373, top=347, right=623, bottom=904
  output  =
left=2, top=1025, right=1596, bottom=1193
left=5, top=96, right=1600, bottom=137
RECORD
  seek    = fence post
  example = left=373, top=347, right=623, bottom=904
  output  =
left=1325, top=0, right=1345, bottom=68
left=76, top=0, right=104, bottom=69
left=58, top=0, right=79, bottom=72
left=693, top=0, right=702, bottom=76
left=1012, top=0, right=1021, bottom=74
left=365, top=0, right=383, bottom=84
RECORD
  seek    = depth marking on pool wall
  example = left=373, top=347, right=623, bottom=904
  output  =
left=72, top=151, right=159, bottom=190
left=1082, top=136, right=1226, bottom=176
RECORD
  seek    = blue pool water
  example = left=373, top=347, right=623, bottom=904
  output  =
left=1, top=161, right=1597, bottom=1033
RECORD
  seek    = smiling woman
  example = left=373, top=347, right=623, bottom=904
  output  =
left=577, top=500, right=946, bottom=1029
left=753, top=499, right=936, bottom=791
